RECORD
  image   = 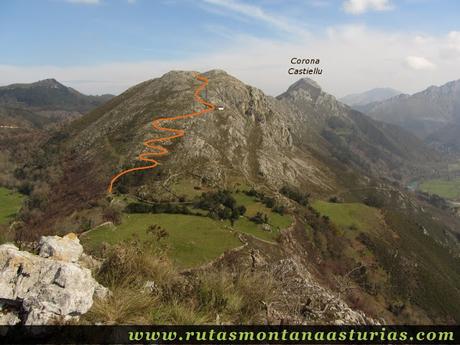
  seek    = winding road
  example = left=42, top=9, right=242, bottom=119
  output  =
left=108, top=73, right=215, bottom=193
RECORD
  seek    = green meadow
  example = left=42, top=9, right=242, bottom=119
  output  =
left=0, top=187, right=24, bottom=225
left=82, top=191, right=293, bottom=267
left=312, top=200, right=381, bottom=233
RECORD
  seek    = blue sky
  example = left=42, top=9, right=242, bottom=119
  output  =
left=0, top=0, right=459, bottom=96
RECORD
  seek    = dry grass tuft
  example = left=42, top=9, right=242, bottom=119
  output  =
left=97, top=240, right=180, bottom=290
left=85, top=241, right=276, bottom=324
left=82, top=287, right=156, bottom=325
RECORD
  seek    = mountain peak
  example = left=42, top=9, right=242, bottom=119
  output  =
left=204, top=69, right=229, bottom=76
left=160, top=69, right=231, bottom=80
left=36, top=78, right=59, bottom=84
left=277, top=78, right=325, bottom=105
left=33, top=78, right=66, bottom=89
left=0, top=78, right=65, bottom=90
left=287, top=78, right=321, bottom=92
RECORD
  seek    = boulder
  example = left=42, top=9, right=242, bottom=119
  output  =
left=261, top=224, right=272, bottom=232
left=38, top=233, right=83, bottom=263
left=0, top=236, right=108, bottom=325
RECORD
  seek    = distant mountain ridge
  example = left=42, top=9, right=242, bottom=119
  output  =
left=0, top=79, right=113, bottom=128
left=356, top=79, right=460, bottom=144
left=339, top=88, right=402, bottom=106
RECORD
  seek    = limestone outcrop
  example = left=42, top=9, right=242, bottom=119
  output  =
left=0, top=234, right=107, bottom=325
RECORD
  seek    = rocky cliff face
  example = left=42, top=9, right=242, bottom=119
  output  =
left=0, top=234, right=107, bottom=325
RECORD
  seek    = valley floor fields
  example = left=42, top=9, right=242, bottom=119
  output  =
left=418, top=177, right=460, bottom=201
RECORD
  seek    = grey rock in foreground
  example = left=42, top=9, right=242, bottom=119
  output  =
left=38, top=233, right=83, bottom=263
left=0, top=234, right=108, bottom=325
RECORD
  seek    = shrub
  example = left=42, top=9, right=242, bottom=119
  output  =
left=249, top=212, right=268, bottom=224
left=246, top=188, right=258, bottom=197
left=124, top=202, right=192, bottom=215
left=195, top=190, right=242, bottom=223
left=329, top=196, right=342, bottom=203
left=363, top=192, right=385, bottom=208
left=17, top=182, right=32, bottom=195
left=237, top=205, right=247, bottom=215
left=280, top=186, right=309, bottom=206
left=79, top=216, right=93, bottom=231
left=102, top=206, right=122, bottom=225
left=125, top=202, right=152, bottom=213
left=147, top=224, right=169, bottom=242
left=261, top=196, right=275, bottom=208
left=272, top=205, right=286, bottom=215
left=195, top=190, right=236, bottom=210
left=244, top=189, right=287, bottom=214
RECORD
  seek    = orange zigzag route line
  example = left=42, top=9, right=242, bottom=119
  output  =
left=108, top=73, right=215, bottom=193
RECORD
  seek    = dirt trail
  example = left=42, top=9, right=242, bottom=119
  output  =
left=108, top=73, right=215, bottom=193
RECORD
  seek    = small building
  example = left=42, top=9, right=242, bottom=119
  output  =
left=217, top=105, right=225, bottom=111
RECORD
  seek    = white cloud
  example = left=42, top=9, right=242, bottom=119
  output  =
left=66, top=0, right=101, bottom=4
left=405, top=56, right=436, bottom=70
left=441, top=31, right=460, bottom=58
left=201, top=0, right=308, bottom=36
left=0, top=27, right=458, bottom=98
left=414, top=35, right=431, bottom=45
left=343, top=0, right=393, bottom=14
